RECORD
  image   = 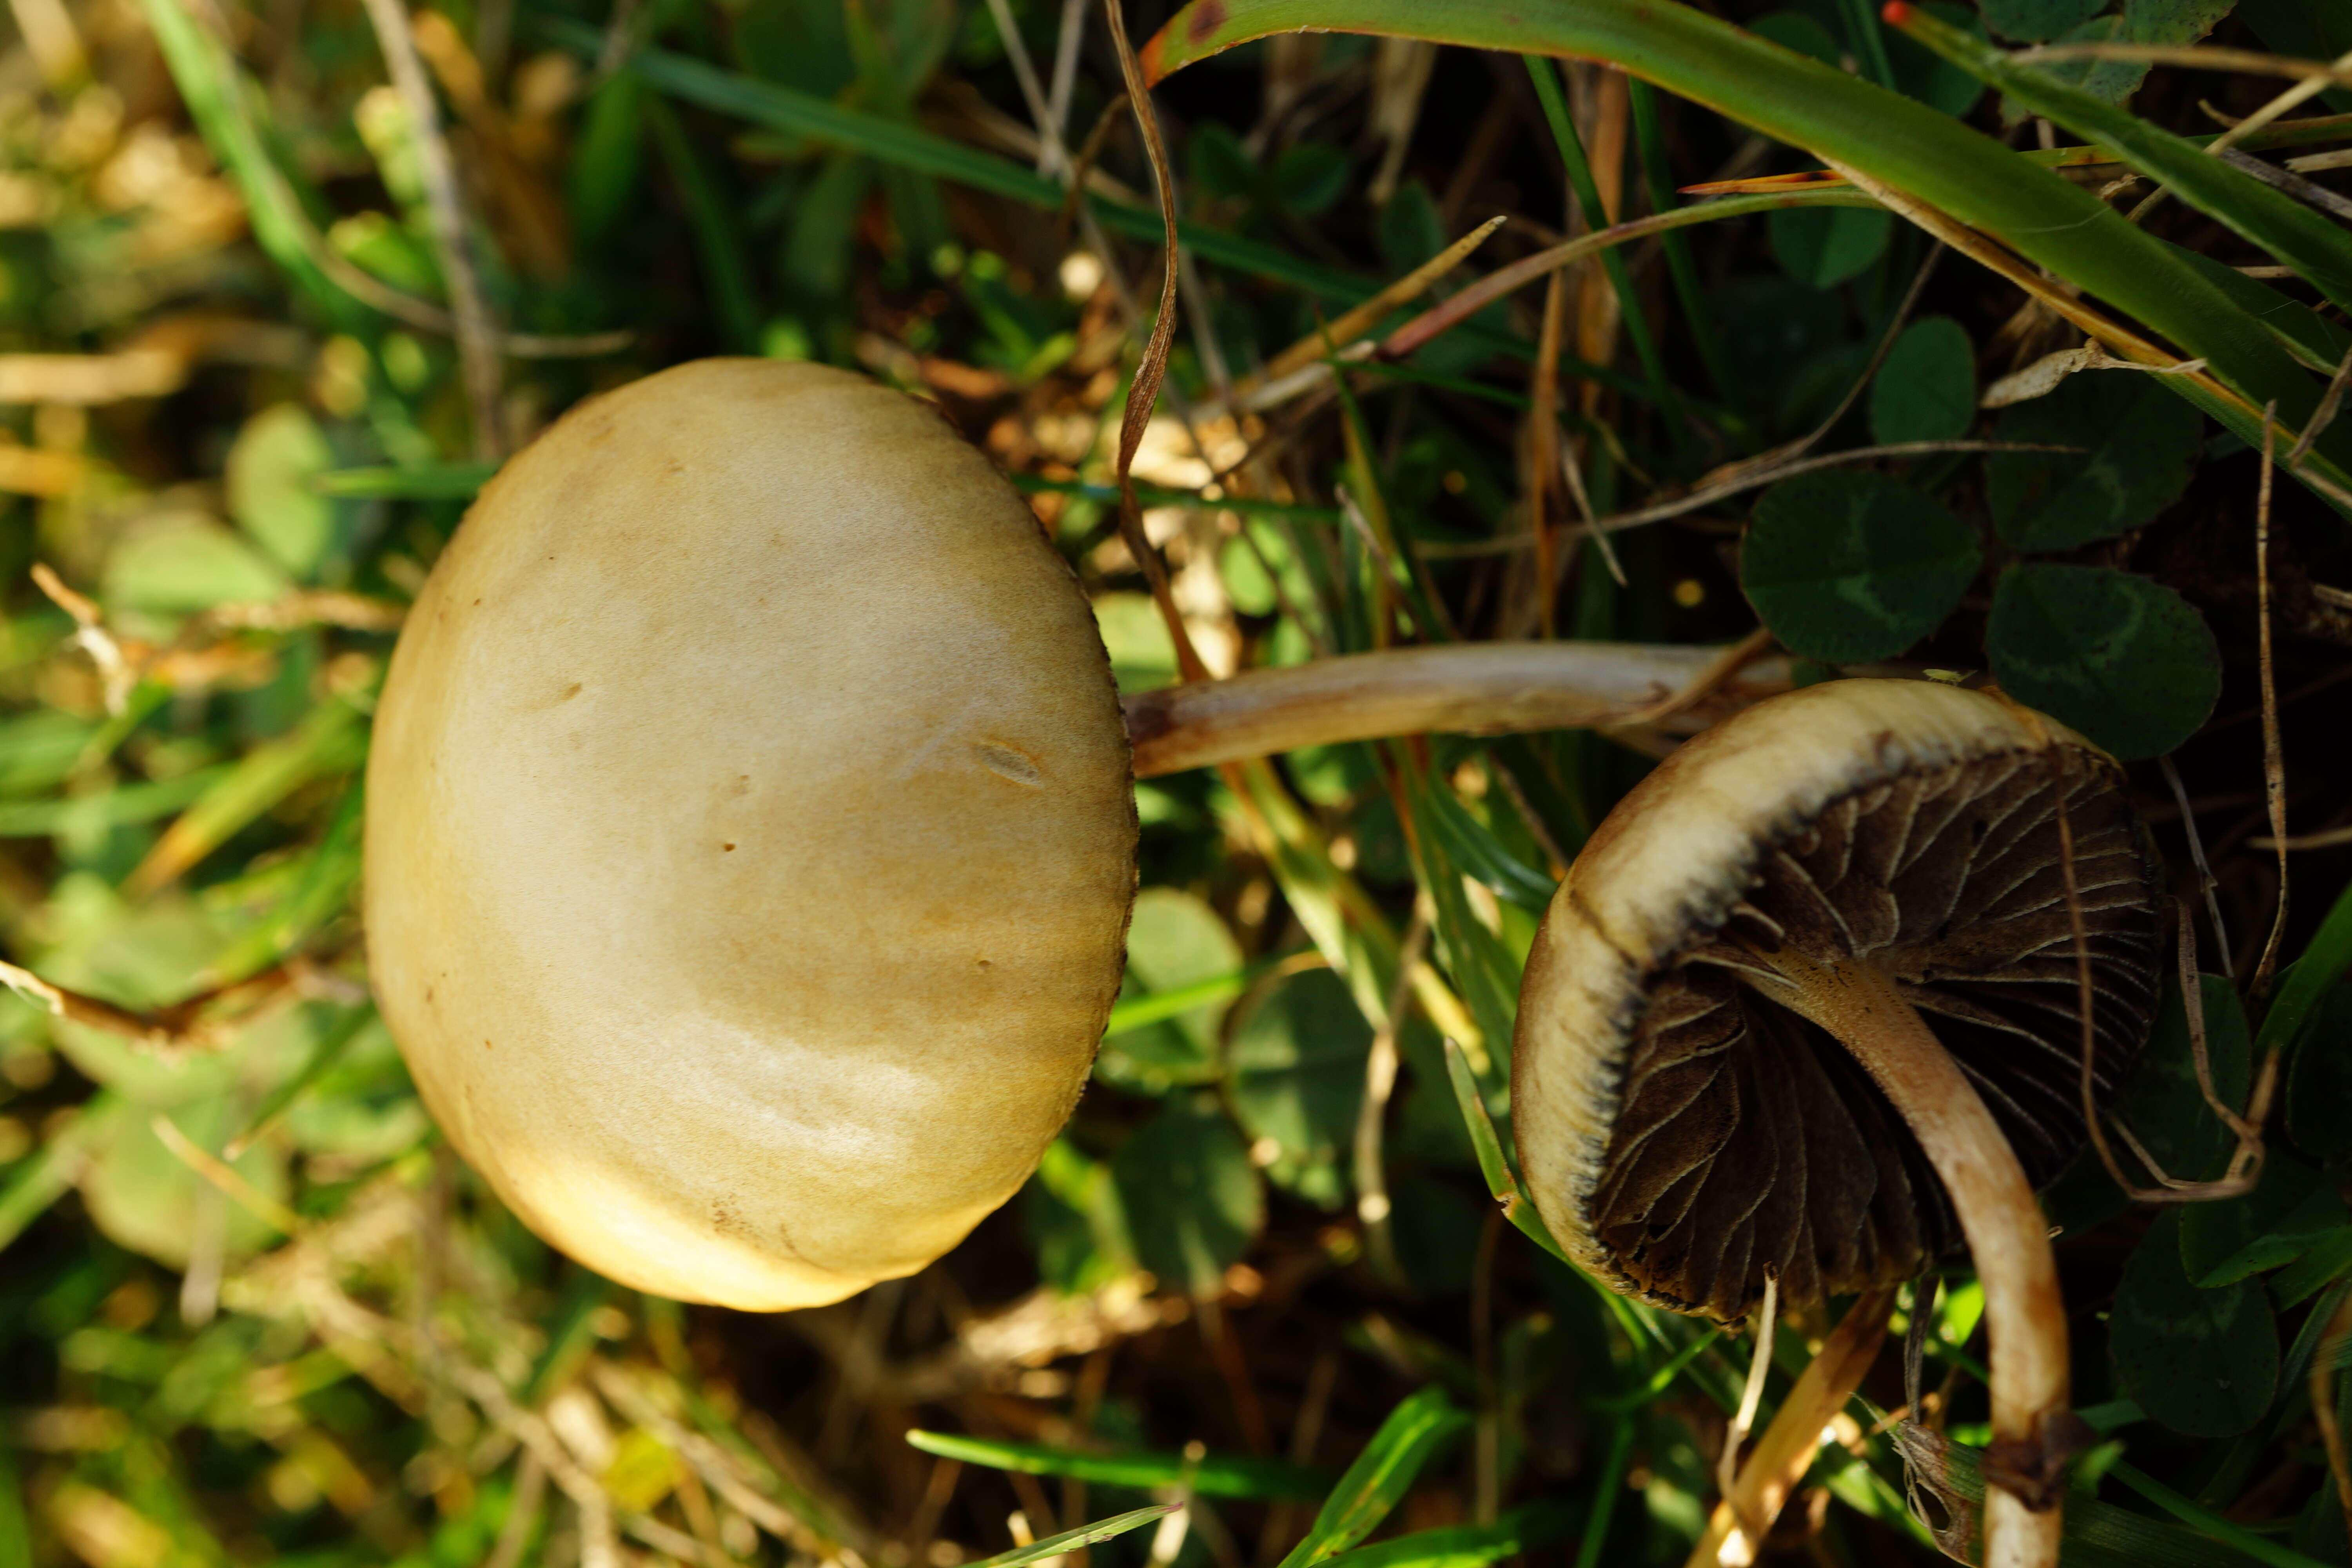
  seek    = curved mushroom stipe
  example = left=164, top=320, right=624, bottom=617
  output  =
left=1513, top=678, right=2164, bottom=1568
left=1122, top=642, right=1791, bottom=777
left=365, top=359, right=1139, bottom=1310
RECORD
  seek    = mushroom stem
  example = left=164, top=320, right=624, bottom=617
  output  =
left=1746, top=944, right=2069, bottom=1568
left=1120, top=641, right=1791, bottom=777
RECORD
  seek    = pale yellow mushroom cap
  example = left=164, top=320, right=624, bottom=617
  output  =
left=1512, top=679, right=2163, bottom=1322
left=365, top=359, right=1137, bottom=1310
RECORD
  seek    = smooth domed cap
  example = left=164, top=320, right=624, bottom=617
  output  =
left=1512, top=678, right=2163, bottom=1323
left=365, top=359, right=1137, bottom=1310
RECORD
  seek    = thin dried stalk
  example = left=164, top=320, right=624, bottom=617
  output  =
left=1528, top=267, right=1570, bottom=639
left=1104, top=0, right=1210, bottom=685
left=1355, top=898, right=1430, bottom=1285
left=2126, top=48, right=2352, bottom=224
left=2287, top=342, right=2352, bottom=465
left=1687, top=1287, right=1896, bottom=1568
left=1616, top=626, right=1778, bottom=728
left=2158, top=754, right=2233, bottom=961
left=0, top=954, right=294, bottom=1055
left=1245, top=216, right=1504, bottom=393
left=2016, top=42, right=2352, bottom=82
left=1576, top=441, right=2083, bottom=538
left=355, top=0, right=505, bottom=457
left=151, top=1113, right=306, bottom=1236
left=2254, top=407, right=2291, bottom=998
left=1717, top=1264, right=1780, bottom=1543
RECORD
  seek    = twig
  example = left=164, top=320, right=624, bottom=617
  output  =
left=1576, top=441, right=2084, bottom=537
left=2288, top=341, right=2352, bottom=466
left=356, top=0, right=506, bottom=458
left=482, top=1453, right=547, bottom=1568
left=1104, top=0, right=1211, bottom=685
left=1240, top=216, right=1505, bottom=396
left=1380, top=192, right=1882, bottom=362
left=2254, top=406, right=2290, bottom=999
left=1354, top=897, right=1430, bottom=1286
left=984, top=0, right=1069, bottom=177
left=2042, top=708, right=2276, bottom=1202
left=2174, top=902, right=2260, bottom=1145
left=0, top=953, right=291, bottom=1055
left=1691, top=1287, right=1896, bottom=1568
left=1717, top=1263, right=1780, bottom=1549
left=1617, top=625, right=1778, bottom=727
left=2014, top=42, right=2352, bottom=83
left=1045, top=0, right=1085, bottom=162
left=1528, top=265, right=1570, bottom=637
left=2125, top=48, right=2352, bottom=225
left=151, top=1113, right=306, bottom=1235
left=2158, top=753, right=2232, bottom=962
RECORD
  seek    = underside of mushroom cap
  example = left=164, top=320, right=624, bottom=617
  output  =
left=1512, top=679, right=2164, bottom=1323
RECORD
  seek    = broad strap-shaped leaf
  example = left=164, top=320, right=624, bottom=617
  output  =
left=1888, top=4, right=2352, bottom=314
left=1138, top=0, right=2347, bottom=472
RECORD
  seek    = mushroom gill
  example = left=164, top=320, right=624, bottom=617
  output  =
left=1592, top=744, right=2163, bottom=1323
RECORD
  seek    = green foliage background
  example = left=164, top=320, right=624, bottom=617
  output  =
left=0, top=0, right=2349, bottom=1561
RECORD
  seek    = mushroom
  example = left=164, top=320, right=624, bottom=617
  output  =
left=365, top=356, right=1788, bottom=1313
left=366, top=359, right=1140, bottom=1310
left=1511, top=677, right=2164, bottom=1566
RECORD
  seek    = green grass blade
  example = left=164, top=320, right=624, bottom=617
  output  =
left=968, top=1506, right=1179, bottom=1568
left=1316, top=1502, right=1579, bottom=1568
left=1011, top=473, right=1342, bottom=523
left=125, top=700, right=367, bottom=897
left=1137, top=0, right=2349, bottom=471
left=1441, top=1039, right=1572, bottom=1266
left=1276, top=1387, right=1471, bottom=1568
left=1888, top=6, right=2352, bottom=314
left=1568, top=1417, right=1635, bottom=1568
left=1628, top=80, right=1733, bottom=401
left=2105, top=1461, right=2337, bottom=1568
left=0, top=1092, right=121, bottom=1254
left=1521, top=60, right=1676, bottom=419
left=1103, top=950, right=1314, bottom=1038
left=2257, top=873, right=2352, bottom=1055
left=223, top=1002, right=377, bottom=1157
left=135, top=0, right=367, bottom=330
left=199, top=778, right=365, bottom=987
left=1586, top=1326, right=1726, bottom=1410
left=645, top=96, right=764, bottom=354
left=0, top=1425, right=29, bottom=1568
left=316, top=462, right=499, bottom=499
left=0, top=766, right=232, bottom=838
left=544, top=24, right=1372, bottom=307
left=904, top=1431, right=1330, bottom=1500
